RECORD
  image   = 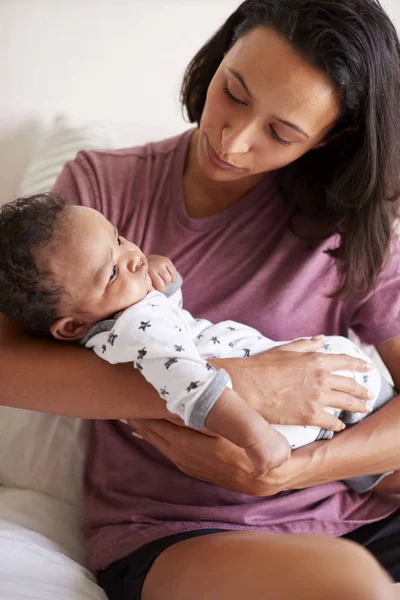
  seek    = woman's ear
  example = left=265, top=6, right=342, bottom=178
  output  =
left=50, top=316, right=92, bottom=342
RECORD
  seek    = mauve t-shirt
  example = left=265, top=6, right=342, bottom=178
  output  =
left=53, top=130, right=400, bottom=572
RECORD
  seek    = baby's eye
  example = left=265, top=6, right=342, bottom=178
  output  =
left=109, top=265, right=119, bottom=283
left=117, top=236, right=122, bottom=246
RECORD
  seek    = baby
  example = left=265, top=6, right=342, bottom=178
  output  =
left=0, top=193, right=393, bottom=488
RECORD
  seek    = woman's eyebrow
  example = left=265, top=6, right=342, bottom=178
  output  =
left=276, top=118, right=309, bottom=138
left=228, top=67, right=253, bottom=99
left=227, top=67, right=309, bottom=139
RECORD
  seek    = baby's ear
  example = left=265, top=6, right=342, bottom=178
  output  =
left=50, top=317, right=92, bottom=342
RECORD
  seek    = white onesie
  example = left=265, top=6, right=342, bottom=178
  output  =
left=82, top=280, right=382, bottom=451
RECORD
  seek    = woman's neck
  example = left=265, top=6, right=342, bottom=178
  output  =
left=183, top=130, right=268, bottom=219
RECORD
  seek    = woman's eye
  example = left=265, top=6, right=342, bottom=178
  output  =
left=223, top=86, right=246, bottom=105
left=109, top=265, right=119, bottom=283
left=269, top=125, right=291, bottom=147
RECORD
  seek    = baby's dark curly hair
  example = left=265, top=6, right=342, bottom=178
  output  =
left=0, top=192, right=67, bottom=336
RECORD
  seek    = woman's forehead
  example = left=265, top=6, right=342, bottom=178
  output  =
left=223, top=27, right=340, bottom=136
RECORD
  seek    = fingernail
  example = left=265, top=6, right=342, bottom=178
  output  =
left=312, top=335, right=324, bottom=340
left=340, top=422, right=346, bottom=430
left=132, top=432, right=144, bottom=440
left=119, top=419, right=128, bottom=424
left=365, top=363, right=374, bottom=371
left=365, top=400, right=374, bottom=411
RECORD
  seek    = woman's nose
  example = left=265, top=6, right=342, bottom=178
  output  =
left=221, top=123, right=255, bottom=154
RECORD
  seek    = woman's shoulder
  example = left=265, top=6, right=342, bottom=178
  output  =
left=51, top=129, right=193, bottom=213
left=71, top=129, right=192, bottom=181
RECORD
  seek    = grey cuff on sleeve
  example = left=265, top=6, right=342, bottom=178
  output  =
left=186, top=368, right=231, bottom=430
left=164, top=273, right=183, bottom=298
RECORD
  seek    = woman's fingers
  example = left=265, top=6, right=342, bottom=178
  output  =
left=327, top=372, right=372, bottom=401
left=319, top=352, right=373, bottom=374
left=274, top=336, right=325, bottom=353
left=274, top=341, right=373, bottom=375
left=322, top=389, right=369, bottom=415
left=308, top=410, right=346, bottom=433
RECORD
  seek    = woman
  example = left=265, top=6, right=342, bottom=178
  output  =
left=2, top=0, right=400, bottom=598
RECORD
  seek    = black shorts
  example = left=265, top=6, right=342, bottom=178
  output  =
left=98, top=510, right=400, bottom=600
left=97, top=529, right=225, bottom=600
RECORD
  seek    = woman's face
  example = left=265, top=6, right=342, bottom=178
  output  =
left=196, top=27, right=341, bottom=182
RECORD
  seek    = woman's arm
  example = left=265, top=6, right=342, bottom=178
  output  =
left=0, top=314, right=170, bottom=419
left=0, top=319, right=370, bottom=424
left=129, top=338, right=400, bottom=495
left=130, top=392, right=400, bottom=496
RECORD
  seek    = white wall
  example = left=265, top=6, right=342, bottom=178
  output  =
left=0, top=0, right=238, bottom=202
left=0, top=0, right=399, bottom=203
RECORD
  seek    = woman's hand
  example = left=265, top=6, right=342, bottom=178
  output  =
left=212, top=337, right=373, bottom=433
left=128, top=418, right=271, bottom=495
left=127, top=417, right=314, bottom=495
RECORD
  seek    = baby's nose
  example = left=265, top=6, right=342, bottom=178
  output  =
left=127, top=253, right=141, bottom=272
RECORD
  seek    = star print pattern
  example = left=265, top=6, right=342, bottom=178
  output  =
left=165, top=358, right=178, bottom=370
left=108, top=332, right=118, bottom=346
left=85, top=290, right=382, bottom=450
left=137, top=347, right=147, bottom=360
left=186, top=381, right=200, bottom=393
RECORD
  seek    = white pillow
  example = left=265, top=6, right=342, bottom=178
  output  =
left=18, top=114, right=117, bottom=196
left=0, top=487, right=88, bottom=567
left=0, top=516, right=106, bottom=600
left=0, top=114, right=118, bottom=509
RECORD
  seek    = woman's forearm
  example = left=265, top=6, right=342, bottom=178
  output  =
left=269, top=394, right=400, bottom=492
left=0, top=315, right=170, bottom=419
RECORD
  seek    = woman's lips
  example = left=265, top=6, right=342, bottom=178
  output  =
left=206, top=137, right=246, bottom=172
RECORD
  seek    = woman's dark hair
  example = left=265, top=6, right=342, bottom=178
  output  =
left=181, top=0, right=400, bottom=297
left=0, top=193, right=67, bottom=336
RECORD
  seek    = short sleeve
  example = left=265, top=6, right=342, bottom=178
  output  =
left=350, top=239, right=400, bottom=345
left=51, top=147, right=149, bottom=233
left=51, top=151, right=99, bottom=210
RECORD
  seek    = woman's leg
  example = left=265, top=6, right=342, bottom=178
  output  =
left=142, top=530, right=397, bottom=600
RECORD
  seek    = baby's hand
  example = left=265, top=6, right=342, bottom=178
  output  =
left=244, top=425, right=291, bottom=476
left=147, top=255, right=177, bottom=292
left=205, top=387, right=291, bottom=477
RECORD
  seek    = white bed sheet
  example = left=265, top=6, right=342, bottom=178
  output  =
left=0, top=490, right=106, bottom=600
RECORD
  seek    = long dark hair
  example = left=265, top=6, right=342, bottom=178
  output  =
left=181, top=0, right=400, bottom=297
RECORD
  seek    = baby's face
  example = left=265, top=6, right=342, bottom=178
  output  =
left=42, top=206, right=153, bottom=328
